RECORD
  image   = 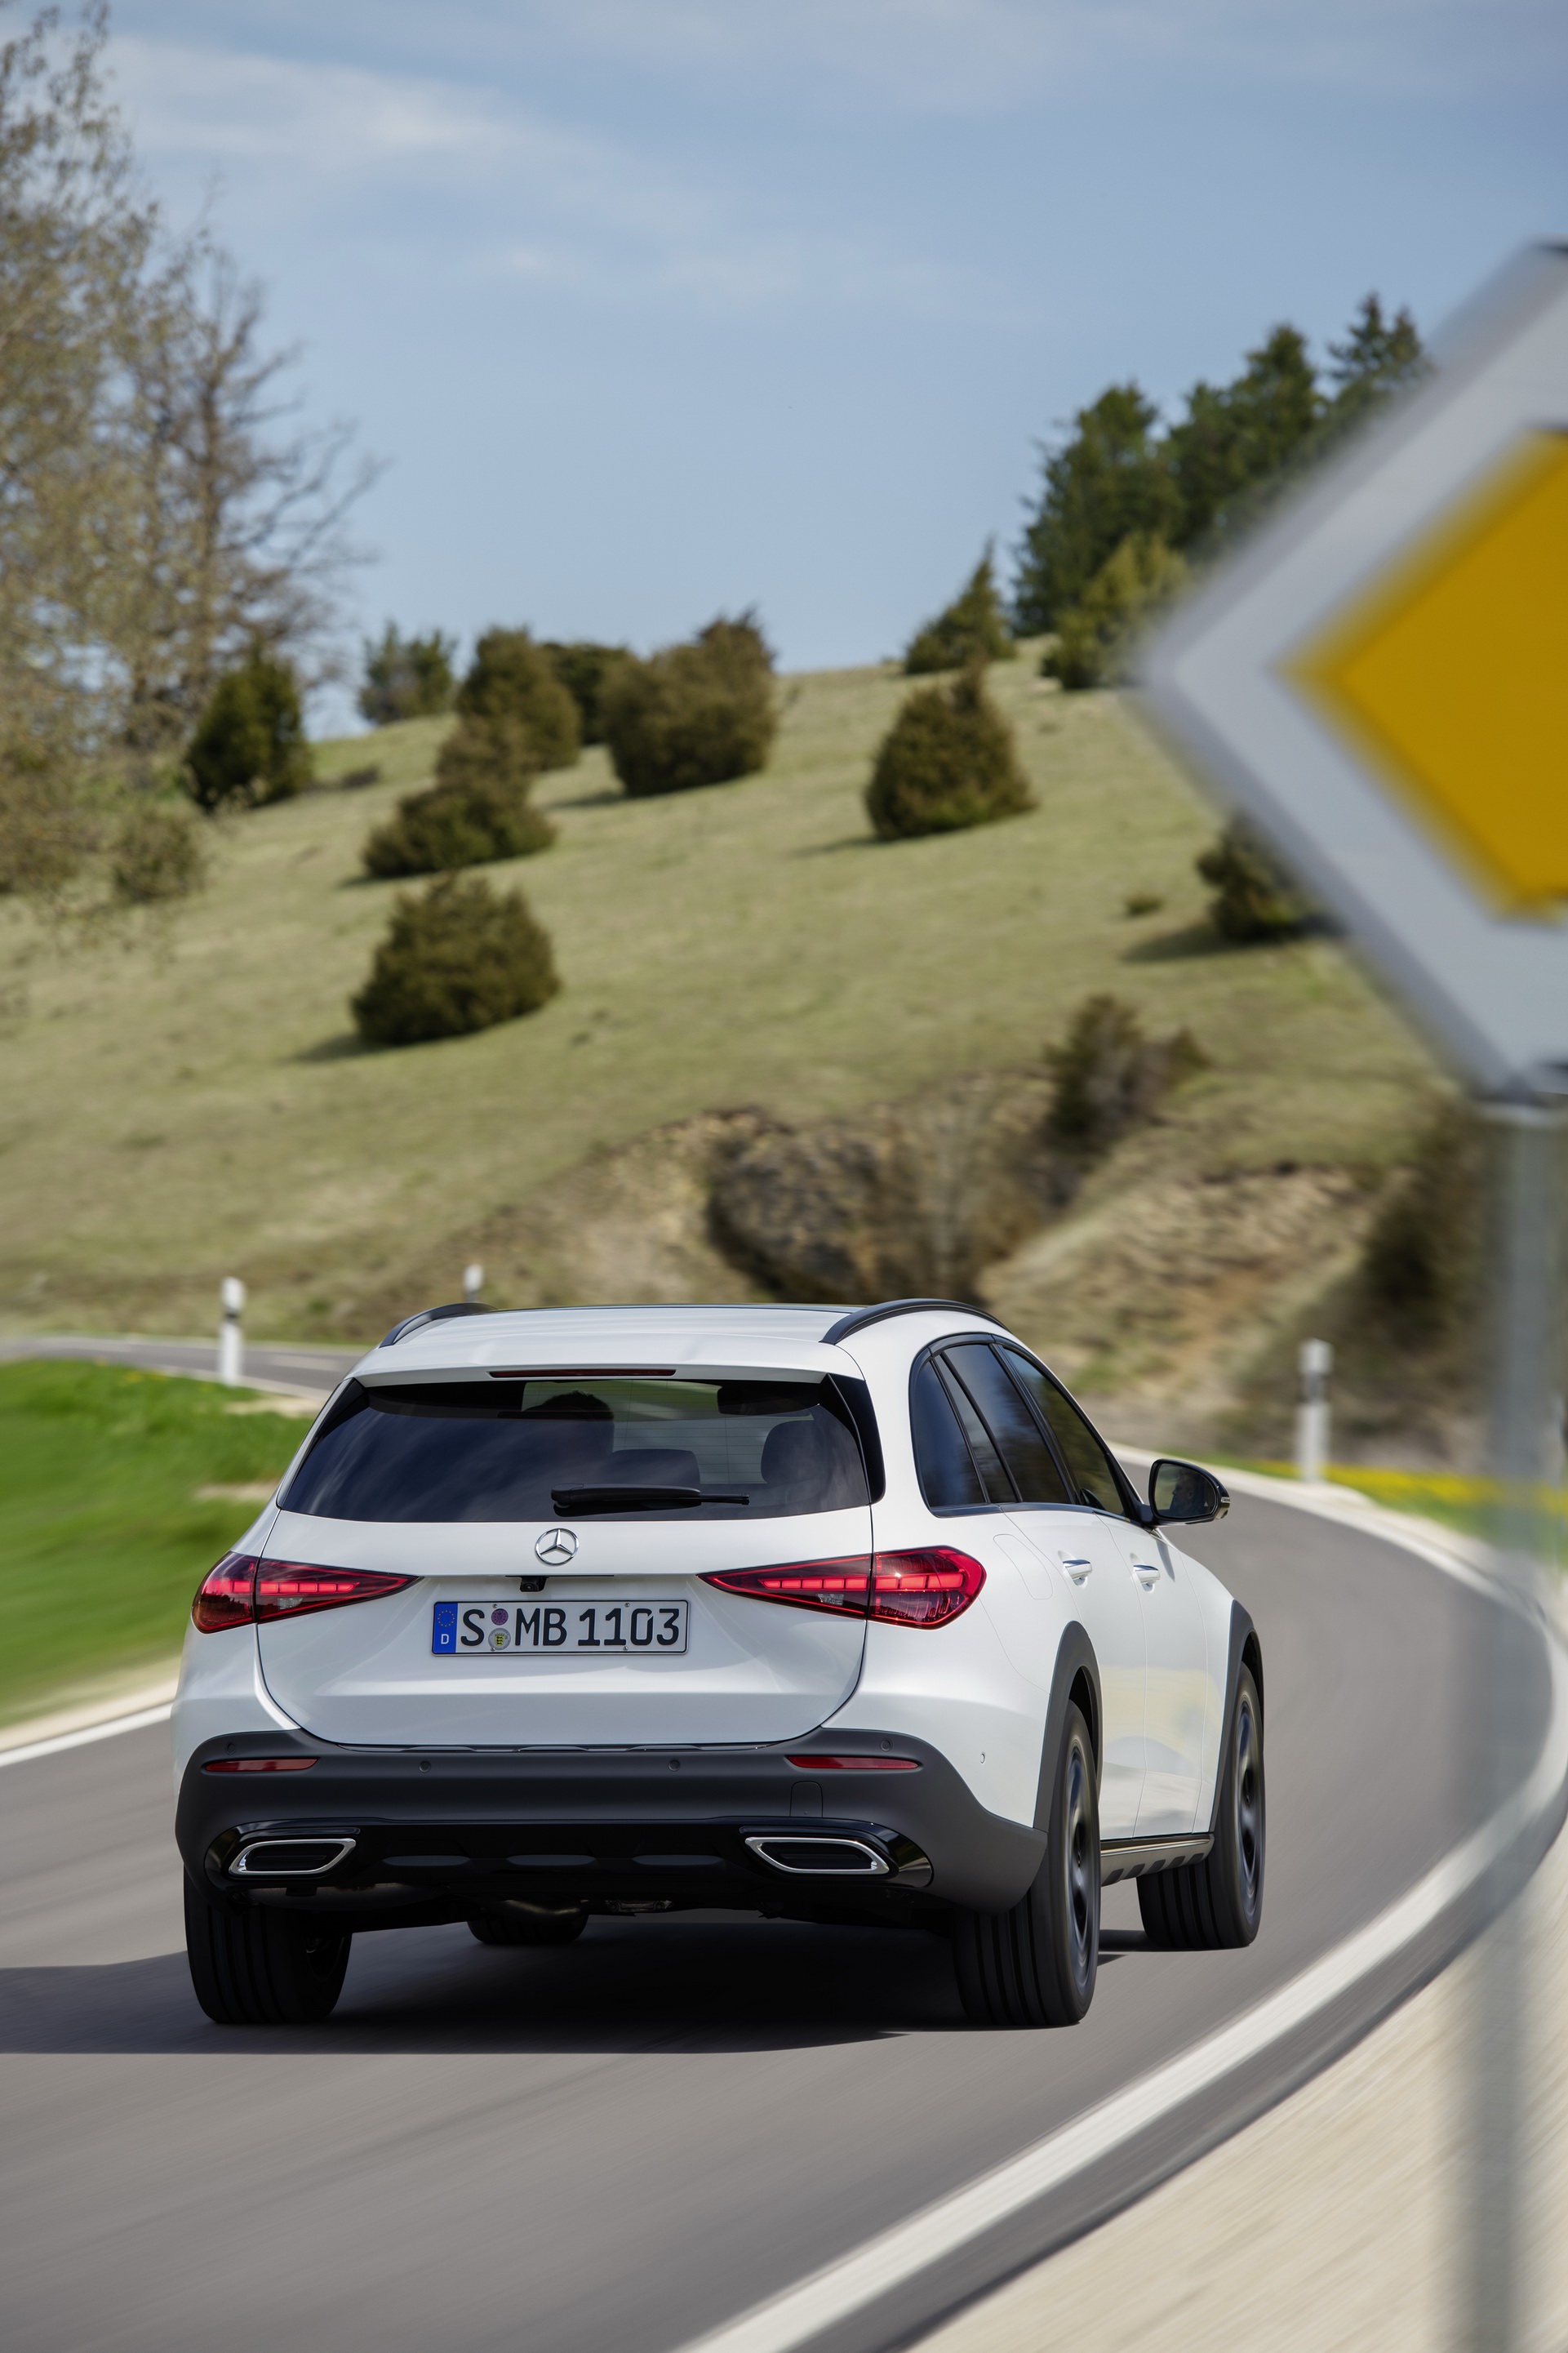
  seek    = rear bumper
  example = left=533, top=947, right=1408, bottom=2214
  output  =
left=175, top=1729, right=1045, bottom=1927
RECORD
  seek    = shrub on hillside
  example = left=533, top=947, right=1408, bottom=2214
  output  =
left=541, top=641, right=633, bottom=745
left=864, top=662, right=1033, bottom=840
left=351, top=874, right=560, bottom=1047
left=361, top=717, right=552, bottom=878
left=904, top=548, right=1015, bottom=674
left=110, top=802, right=208, bottom=903
left=602, top=613, right=776, bottom=798
left=1196, top=821, right=1313, bottom=942
left=455, top=628, right=580, bottom=771
left=1043, top=532, right=1188, bottom=691
left=1357, top=1101, right=1484, bottom=1346
left=185, top=649, right=311, bottom=811
left=1044, top=994, right=1206, bottom=1163
left=358, top=625, right=458, bottom=725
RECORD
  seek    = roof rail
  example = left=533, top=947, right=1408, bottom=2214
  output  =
left=822, top=1298, right=1007, bottom=1347
left=380, top=1301, right=497, bottom=1348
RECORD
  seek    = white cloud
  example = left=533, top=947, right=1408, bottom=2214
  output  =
left=108, top=33, right=1007, bottom=325
left=530, top=0, right=1568, bottom=109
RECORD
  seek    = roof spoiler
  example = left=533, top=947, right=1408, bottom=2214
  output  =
left=380, top=1301, right=497, bottom=1348
left=822, top=1298, right=1007, bottom=1346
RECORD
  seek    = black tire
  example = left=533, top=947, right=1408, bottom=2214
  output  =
left=469, top=1903, right=587, bottom=1948
left=1139, top=1664, right=1264, bottom=1950
left=184, top=1876, right=352, bottom=2025
left=953, top=1701, right=1099, bottom=2027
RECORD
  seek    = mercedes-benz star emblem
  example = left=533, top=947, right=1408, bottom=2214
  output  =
left=535, top=1527, right=577, bottom=1568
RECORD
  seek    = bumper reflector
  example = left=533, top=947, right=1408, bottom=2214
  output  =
left=785, top=1755, right=919, bottom=1771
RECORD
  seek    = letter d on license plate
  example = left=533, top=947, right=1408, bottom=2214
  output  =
left=433, top=1599, right=689, bottom=1656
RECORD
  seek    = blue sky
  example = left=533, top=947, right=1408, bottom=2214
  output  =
left=104, top=1, right=1567, bottom=727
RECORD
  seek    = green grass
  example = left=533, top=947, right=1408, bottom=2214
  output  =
left=1237, top=1457, right=1568, bottom=1564
left=0, top=1362, right=305, bottom=1723
left=0, top=654, right=1434, bottom=1345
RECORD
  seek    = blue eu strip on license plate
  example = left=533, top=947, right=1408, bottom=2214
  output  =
left=432, top=1601, right=459, bottom=1653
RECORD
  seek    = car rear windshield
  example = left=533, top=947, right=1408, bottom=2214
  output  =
left=281, top=1375, right=873, bottom=1523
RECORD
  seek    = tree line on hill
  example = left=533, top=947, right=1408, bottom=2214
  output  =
left=0, top=0, right=1428, bottom=1052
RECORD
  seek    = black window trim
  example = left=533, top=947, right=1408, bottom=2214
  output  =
left=907, top=1350, right=991, bottom=1515
left=933, top=1350, right=1022, bottom=1506
left=989, top=1341, right=1142, bottom=1522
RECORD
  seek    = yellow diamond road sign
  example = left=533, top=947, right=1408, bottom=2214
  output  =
left=1141, top=245, right=1568, bottom=1097
left=1294, top=429, right=1568, bottom=913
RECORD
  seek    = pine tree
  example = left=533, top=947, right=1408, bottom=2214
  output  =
left=1012, top=386, right=1178, bottom=634
left=904, top=547, right=1014, bottom=674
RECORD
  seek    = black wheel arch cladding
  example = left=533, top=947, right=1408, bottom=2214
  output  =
left=1032, top=1620, right=1103, bottom=1832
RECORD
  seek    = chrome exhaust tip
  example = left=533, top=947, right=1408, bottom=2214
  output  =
left=229, top=1835, right=358, bottom=1877
left=744, top=1835, right=891, bottom=1878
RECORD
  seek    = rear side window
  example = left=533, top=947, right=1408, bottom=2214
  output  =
left=283, top=1376, right=871, bottom=1523
left=944, top=1344, right=1071, bottom=1506
left=1002, top=1350, right=1130, bottom=1518
left=909, top=1360, right=984, bottom=1508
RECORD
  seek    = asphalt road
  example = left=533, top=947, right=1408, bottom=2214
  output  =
left=0, top=1484, right=1552, bottom=2353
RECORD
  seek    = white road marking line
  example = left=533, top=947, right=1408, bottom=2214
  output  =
left=676, top=1506, right=1568, bottom=2353
left=0, top=1703, right=173, bottom=1771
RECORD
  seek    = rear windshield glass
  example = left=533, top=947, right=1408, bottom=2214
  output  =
left=282, top=1376, right=872, bottom=1523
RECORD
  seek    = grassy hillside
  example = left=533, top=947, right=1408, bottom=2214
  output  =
left=0, top=656, right=1433, bottom=1371
left=0, top=1362, right=308, bottom=1724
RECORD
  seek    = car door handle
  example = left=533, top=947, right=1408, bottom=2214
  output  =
left=1058, top=1556, right=1093, bottom=1582
left=1131, top=1560, right=1162, bottom=1586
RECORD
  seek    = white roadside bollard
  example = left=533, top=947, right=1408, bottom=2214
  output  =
left=1295, top=1336, right=1332, bottom=1483
left=219, top=1275, right=246, bottom=1387
left=463, top=1261, right=484, bottom=1303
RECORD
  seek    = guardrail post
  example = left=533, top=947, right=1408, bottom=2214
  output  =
left=1295, top=1338, right=1332, bottom=1483
left=218, top=1275, right=246, bottom=1386
left=463, top=1261, right=483, bottom=1302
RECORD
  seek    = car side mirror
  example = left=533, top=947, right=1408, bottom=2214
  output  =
left=1148, top=1457, right=1229, bottom=1525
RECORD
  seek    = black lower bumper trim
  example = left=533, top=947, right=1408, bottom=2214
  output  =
left=176, top=1729, right=1045, bottom=1920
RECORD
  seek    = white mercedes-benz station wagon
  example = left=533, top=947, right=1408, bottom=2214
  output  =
left=175, top=1299, right=1264, bottom=2029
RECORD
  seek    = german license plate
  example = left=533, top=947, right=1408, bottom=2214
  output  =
left=432, top=1599, right=689, bottom=1657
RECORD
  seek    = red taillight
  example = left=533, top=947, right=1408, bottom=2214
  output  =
left=703, top=1557, right=871, bottom=1617
left=868, top=1548, right=985, bottom=1627
left=255, top=1562, right=416, bottom=1621
left=202, top=1757, right=318, bottom=1773
left=785, top=1755, right=921, bottom=1770
left=192, top=1555, right=258, bottom=1633
left=703, top=1547, right=983, bottom=1630
left=192, top=1555, right=415, bottom=1632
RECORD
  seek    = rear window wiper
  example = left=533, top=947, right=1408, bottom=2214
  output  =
left=550, top=1485, right=751, bottom=1514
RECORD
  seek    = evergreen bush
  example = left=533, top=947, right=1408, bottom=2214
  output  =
left=358, top=625, right=457, bottom=725
left=361, top=716, right=551, bottom=878
left=185, top=649, right=311, bottom=811
left=1357, top=1101, right=1483, bottom=1346
left=351, top=874, right=560, bottom=1047
left=1044, top=994, right=1206, bottom=1163
left=864, top=663, right=1033, bottom=840
left=1196, top=821, right=1313, bottom=942
left=1043, top=533, right=1188, bottom=690
left=541, top=641, right=633, bottom=744
left=110, top=802, right=207, bottom=903
left=904, top=549, right=1015, bottom=674
left=455, top=629, right=580, bottom=771
left=603, top=613, right=776, bottom=798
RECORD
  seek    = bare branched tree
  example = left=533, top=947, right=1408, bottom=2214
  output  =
left=113, top=248, right=382, bottom=774
left=0, top=1, right=379, bottom=892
